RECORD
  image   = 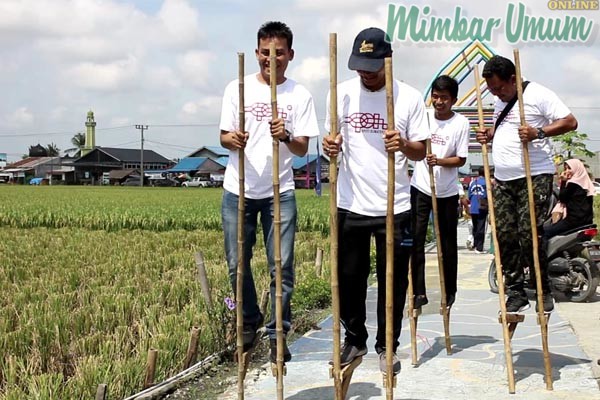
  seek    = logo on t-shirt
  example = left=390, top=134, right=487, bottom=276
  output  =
left=431, top=132, right=448, bottom=146
left=344, top=112, right=388, bottom=133
left=245, top=103, right=291, bottom=121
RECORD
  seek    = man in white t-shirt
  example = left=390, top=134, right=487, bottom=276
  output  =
left=410, top=75, right=470, bottom=310
left=323, top=27, right=428, bottom=375
left=219, top=21, right=320, bottom=362
left=476, top=55, right=577, bottom=314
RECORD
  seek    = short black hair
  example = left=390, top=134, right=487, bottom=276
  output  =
left=431, top=75, right=459, bottom=99
left=478, top=167, right=485, bottom=176
left=482, top=55, right=515, bottom=81
left=257, top=21, right=293, bottom=50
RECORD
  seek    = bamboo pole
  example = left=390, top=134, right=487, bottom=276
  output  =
left=143, top=348, right=158, bottom=390
left=95, top=384, right=107, bottom=400
left=407, top=259, right=418, bottom=365
left=260, top=289, right=270, bottom=317
left=194, top=252, right=213, bottom=308
left=425, top=137, right=451, bottom=354
left=315, top=247, right=323, bottom=278
left=236, top=52, right=246, bottom=400
left=513, top=49, right=553, bottom=390
left=474, top=63, right=517, bottom=393
left=383, top=57, right=395, bottom=398
left=270, top=42, right=285, bottom=400
left=328, top=32, right=343, bottom=400
left=183, top=326, right=200, bottom=370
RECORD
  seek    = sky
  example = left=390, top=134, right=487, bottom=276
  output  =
left=0, top=0, right=599, bottom=163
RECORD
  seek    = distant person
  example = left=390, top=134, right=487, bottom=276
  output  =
left=323, top=27, right=428, bottom=375
left=410, top=75, right=470, bottom=309
left=476, top=55, right=578, bottom=313
left=219, top=21, right=319, bottom=362
left=545, top=159, right=594, bottom=238
left=468, top=167, right=488, bottom=254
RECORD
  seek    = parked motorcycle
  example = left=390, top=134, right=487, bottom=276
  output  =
left=488, top=225, right=600, bottom=302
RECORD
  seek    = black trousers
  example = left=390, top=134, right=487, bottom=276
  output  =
left=471, top=211, right=488, bottom=252
left=410, top=186, right=459, bottom=298
left=338, top=209, right=411, bottom=353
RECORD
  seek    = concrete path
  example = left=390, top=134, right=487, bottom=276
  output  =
left=221, top=221, right=600, bottom=399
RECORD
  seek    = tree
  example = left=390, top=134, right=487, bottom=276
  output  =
left=64, top=132, right=86, bottom=157
left=45, top=143, right=60, bottom=157
left=551, top=131, right=594, bottom=163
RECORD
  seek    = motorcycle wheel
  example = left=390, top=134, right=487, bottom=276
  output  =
left=488, top=259, right=499, bottom=294
left=565, top=257, right=599, bottom=302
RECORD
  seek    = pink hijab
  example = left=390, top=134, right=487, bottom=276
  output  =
left=565, top=159, right=595, bottom=196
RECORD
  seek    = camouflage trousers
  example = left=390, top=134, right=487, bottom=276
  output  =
left=493, top=174, right=553, bottom=295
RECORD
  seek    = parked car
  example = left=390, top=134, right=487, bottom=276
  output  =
left=122, top=177, right=143, bottom=186
left=149, top=177, right=180, bottom=187
left=181, top=177, right=211, bottom=187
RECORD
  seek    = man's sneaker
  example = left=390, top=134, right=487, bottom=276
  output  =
left=466, top=240, right=474, bottom=250
left=329, top=342, right=367, bottom=366
left=536, top=293, right=554, bottom=313
left=269, top=338, right=292, bottom=363
left=242, top=314, right=264, bottom=352
left=378, top=351, right=401, bottom=376
left=505, top=295, right=530, bottom=314
left=414, top=295, right=429, bottom=309
left=446, top=294, right=456, bottom=309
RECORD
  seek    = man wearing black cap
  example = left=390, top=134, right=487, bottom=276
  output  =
left=323, top=27, right=429, bottom=375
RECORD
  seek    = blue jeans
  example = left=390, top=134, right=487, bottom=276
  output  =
left=222, top=189, right=297, bottom=338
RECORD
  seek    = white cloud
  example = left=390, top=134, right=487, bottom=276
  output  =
left=155, top=0, right=203, bottom=48
left=6, top=107, right=34, bottom=126
left=181, top=96, right=222, bottom=117
left=290, top=57, right=328, bottom=85
left=177, top=51, right=217, bottom=88
left=65, top=56, right=140, bottom=91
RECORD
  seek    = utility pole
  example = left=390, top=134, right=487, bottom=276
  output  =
left=135, top=125, right=148, bottom=187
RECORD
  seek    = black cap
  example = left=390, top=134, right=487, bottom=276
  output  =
left=348, top=27, right=392, bottom=72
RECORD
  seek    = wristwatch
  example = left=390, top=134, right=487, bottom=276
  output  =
left=537, top=127, right=546, bottom=140
left=280, top=129, right=292, bottom=143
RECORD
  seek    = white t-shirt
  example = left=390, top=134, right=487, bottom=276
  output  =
left=325, top=76, right=429, bottom=216
left=220, top=74, right=320, bottom=199
left=411, top=110, right=470, bottom=197
left=492, top=82, right=571, bottom=181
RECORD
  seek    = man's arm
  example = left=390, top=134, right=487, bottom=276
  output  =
left=220, top=129, right=247, bottom=150
left=518, top=113, right=578, bottom=142
left=383, top=130, right=426, bottom=161
left=427, top=155, right=467, bottom=168
left=269, top=117, right=310, bottom=156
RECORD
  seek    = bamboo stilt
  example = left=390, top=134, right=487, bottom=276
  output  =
left=383, top=57, right=396, bottom=399
left=235, top=52, right=247, bottom=400
left=513, top=49, right=553, bottom=390
left=474, top=64, right=517, bottom=394
left=425, top=137, right=452, bottom=355
left=407, top=259, right=420, bottom=366
left=328, top=32, right=346, bottom=400
left=269, top=42, right=285, bottom=400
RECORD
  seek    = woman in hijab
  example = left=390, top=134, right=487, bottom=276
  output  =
left=545, top=158, right=595, bottom=238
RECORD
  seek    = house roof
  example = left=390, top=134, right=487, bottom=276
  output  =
left=215, top=156, right=229, bottom=168
left=186, top=145, right=229, bottom=158
left=166, top=157, right=207, bottom=173
left=75, top=147, right=171, bottom=164
left=109, top=169, right=139, bottom=179
left=6, top=157, right=59, bottom=169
